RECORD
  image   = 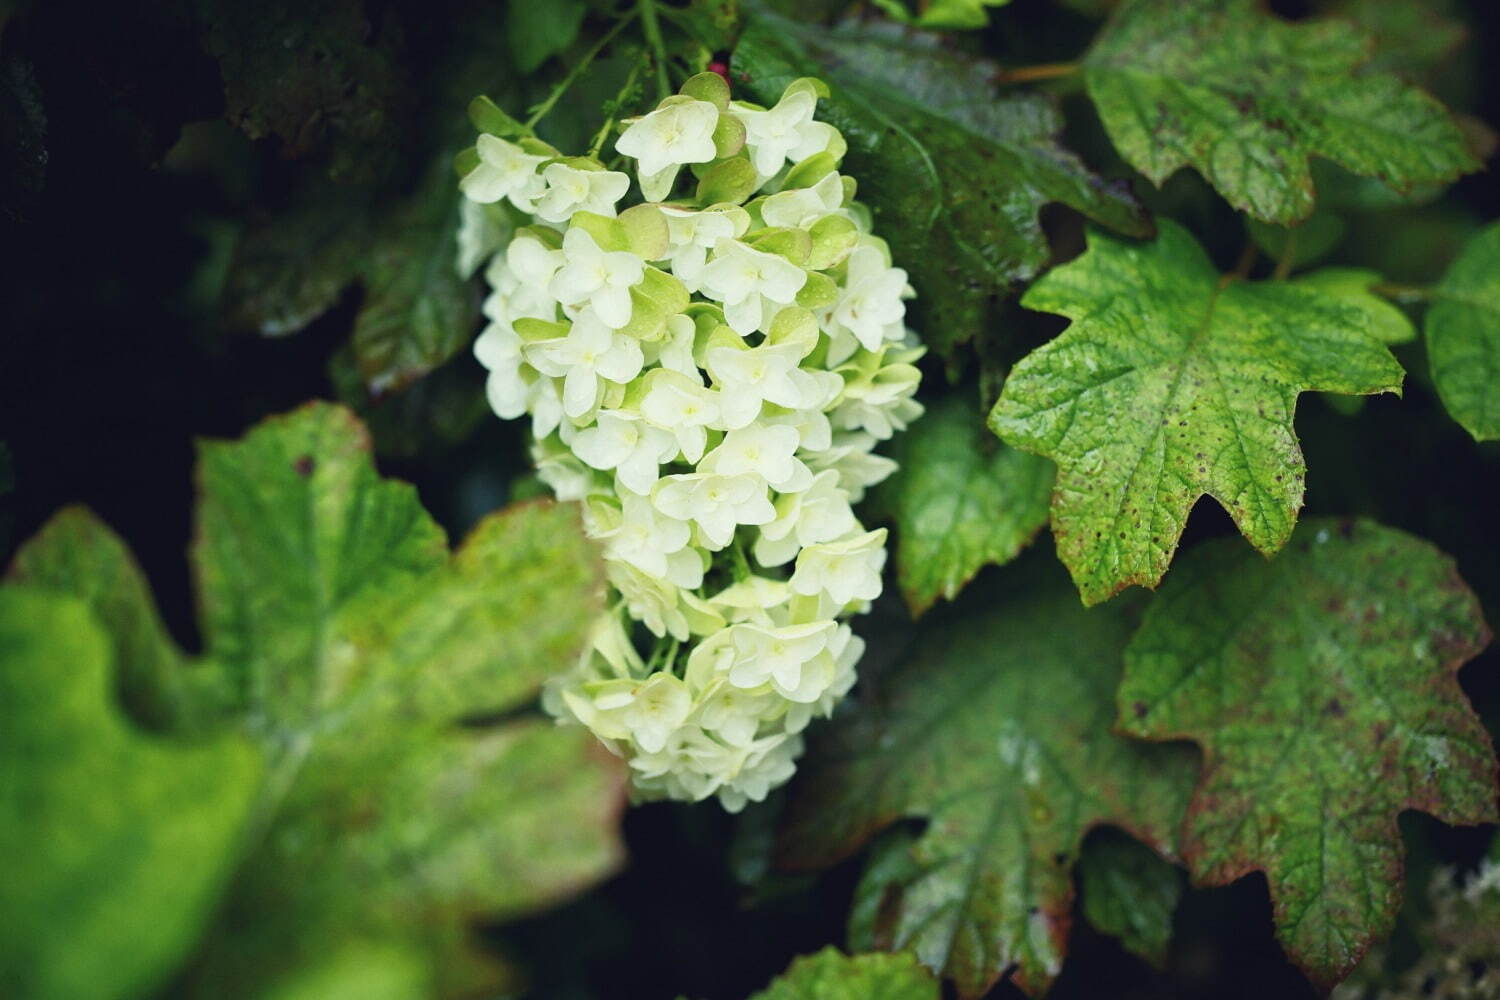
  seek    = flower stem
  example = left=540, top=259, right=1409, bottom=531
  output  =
left=589, top=55, right=648, bottom=159
left=525, top=10, right=638, bottom=131
left=994, top=62, right=1079, bottom=85
left=1270, top=230, right=1297, bottom=281
left=638, top=0, right=672, bottom=100
left=1219, top=240, right=1259, bottom=288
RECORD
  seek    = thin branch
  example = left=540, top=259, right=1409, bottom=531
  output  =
left=638, top=0, right=672, bottom=100
left=994, top=62, right=1079, bottom=85
left=525, top=10, right=638, bottom=131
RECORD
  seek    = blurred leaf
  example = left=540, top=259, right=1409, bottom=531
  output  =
left=990, top=221, right=1404, bottom=605
left=873, top=391, right=1052, bottom=616
left=507, top=0, right=586, bottom=74
left=1076, top=829, right=1182, bottom=969
left=1427, top=220, right=1500, bottom=442
left=1083, top=0, right=1479, bottom=224
left=1118, top=518, right=1496, bottom=988
left=0, top=588, right=261, bottom=1000
left=221, top=180, right=371, bottom=336
left=778, top=552, right=1196, bottom=997
left=9, top=403, right=624, bottom=996
left=869, top=0, right=1008, bottom=31
left=328, top=344, right=489, bottom=459
left=733, top=13, right=1150, bottom=365
left=749, top=947, right=938, bottom=1000
left=199, top=0, right=407, bottom=180
left=1246, top=209, right=1346, bottom=273
left=1324, top=0, right=1467, bottom=81
left=0, top=50, right=46, bottom=223
left=662, top=0, right=743, bottom=53
left=352, top=160, right=479, bottom=395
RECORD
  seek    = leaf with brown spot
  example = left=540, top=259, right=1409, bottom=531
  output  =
left=1118, top=518, right=1497, bottom=988
left=990, top=221, right=1404, bottom=605
left=778, top=551, right=1196, bottom=997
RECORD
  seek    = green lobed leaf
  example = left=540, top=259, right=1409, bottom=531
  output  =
left=778, top=551, right=1197, bottom=996
left=1082, top=0, right=1479, bottom=224
left=990, top=221, right=1404, bottom=606
left=1117, top=518, right=1496, bottom=988
left=869, top=0, right=1009, bottom=31
left=1076, top=829, right=1182, bottom=969
left=1290, top=268, right=1416, bottom=346
left=1426, top=221, right=1500, bottom=442
left=733, top=13, right=1151, bottom=364
left=749, top=947, right=938, bottom=1000
left=0, top=588, right=261, bottom=1000
left=873, top=392, right=1053, bottom=616
left=9, top=403, right=623, bottom=997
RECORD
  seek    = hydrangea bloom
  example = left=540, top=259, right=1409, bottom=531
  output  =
left=458, top=71, right=922, bottom=811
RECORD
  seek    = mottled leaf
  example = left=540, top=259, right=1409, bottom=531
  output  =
left=733, top=13, right=1150, bottom=363
left=1076, top=829, right=1182, bottom=969
left=0, top=588, right=261, bottom=1000
left=1118, top=518, right=1496, bottom=988
left=990, top=221, right=1404, bottom=606
left=1083, top=0, right=1478, bottom=224
left=10, top=403, right=623, bottom=997
left=1426, top=221, right=1500, bottom=442
left=778, top=552, right=1197, bottom=996
left=750, top=947, right=938, bottom=1000
left=874, top=392, right=1052, bottom=616
left=1291, top=268, right=1416, bottom=346
left=1328, top=0, right=1468, bottom=81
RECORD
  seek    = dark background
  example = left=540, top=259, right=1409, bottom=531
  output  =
left=2, top=0, right=1496, bottom=997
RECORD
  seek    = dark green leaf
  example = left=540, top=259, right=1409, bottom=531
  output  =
left=733, top=13, right=1150, bottom=364
left=1426, top=221, right=1500, bottom=441
left=1083, top=0, right=1478, bottom=224
left=0, top=588, right=261, bottom=1000
left=874, top=392, right=1052, bottom=616
left=352, top=160, right=479, bottom=394
left=1076, top=829, right=1182, bottom=969
left=749, top=947, right=938, bottom=1000
left=990, top=221, right=1404, bottom=605
left=1118, top=518, right=1496, bottom=987
left=779, top=552, right=1196, bottom=996
left=507, top=0, right=586, bottom=75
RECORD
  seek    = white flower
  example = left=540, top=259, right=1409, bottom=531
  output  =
left=572, top=410, right=679, bottom=495
left=785, top=624, right=862, bottom=732
left=550, top=226, right=645, bottom=328
left=695, top=680, right=778, bottom=747
left=607, top=558, right=691, bottom=640
left=661, top=206, right=748, bottom=293
left=461, top=135, right=546, bottom=210
left=532, top=436, right=595, bottom=501
left=646, top=313, right=700, bottom=377
left=827, top=242, right=910, bottom=357
left=716, top=733, right=803, bottom=813
left=699, top=239, right=807, bottom=334
left=699, top=422, right=812, bottom=493
left=760, top=172, right=845, bottom=229
left=526, top=312, right=644, bottom=418
left=616, top=99, right=721, bottom=200
left=725, top=620, right=836, bottom=699
left=456, top=199, right=509, bottom=277
left=790, top=529, right=889, bottom=606
left=704, top=339, right=826, bottom=429
left=534, top=162, right=630, bottom=223
left=620, top=673, right=694, bottom=753
left=653, top=472, right=775, bottom=550
left=753, top=469, right=858, bottom=567
left=732, top=86, right=835, bottom=178
left=639, top=369, right=721, bottom=464
left=473, top=321, right=529, bottom=419
left=803, top=432, right=898, bottom=502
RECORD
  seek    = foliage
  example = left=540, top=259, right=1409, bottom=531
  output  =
left=1, top=0, right=1496, bottom=997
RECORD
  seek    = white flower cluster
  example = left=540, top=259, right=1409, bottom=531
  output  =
left=458, top=72, right=923, bottom=811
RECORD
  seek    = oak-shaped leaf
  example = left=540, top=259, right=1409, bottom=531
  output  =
left=0, top=588, right=261, bottom=1000
left=873, top=391, right=1052, bottom=616
left=8, top=402, right=623, bottom=997
left=777, top=551, right=1197, bottom=996
left=1427, top=221, right=1500, bottom=442
left=732, top=12, right=1151, bottom=363
left=1118, top=518, right=1496, bottom=988
left=1082, top=0, right=1479, bottom=224
left=749, top=947, right=938, bottom=1000
left=989, top=221, right=1404, bottom=606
